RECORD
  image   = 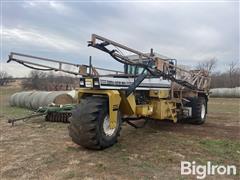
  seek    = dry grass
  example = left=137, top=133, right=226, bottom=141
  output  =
left=0, top=86, right=239, bottom=180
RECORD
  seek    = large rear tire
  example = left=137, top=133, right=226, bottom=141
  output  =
left=186, top=97, right=207, bottom=125
left=68, top=96, right=121, bottom=149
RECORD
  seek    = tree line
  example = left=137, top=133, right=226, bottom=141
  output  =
left=0, top=71, right=13, bottom=86
left=21, top=71, right=79, bottom=90
left=196, top=58, right=239, bottom=88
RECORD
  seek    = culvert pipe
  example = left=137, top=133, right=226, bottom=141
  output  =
left=9, top=91, right=74, bottom=110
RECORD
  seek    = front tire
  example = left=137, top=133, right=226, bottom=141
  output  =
left=68, top=96, right=121, bottom=149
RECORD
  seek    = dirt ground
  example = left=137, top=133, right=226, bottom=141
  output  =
left=0, top=86, right=239, bottom=180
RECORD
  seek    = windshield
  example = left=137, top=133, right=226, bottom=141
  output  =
left=124, top=60, right=153, bottom=75
left=124, top=64, right=149, bottom=75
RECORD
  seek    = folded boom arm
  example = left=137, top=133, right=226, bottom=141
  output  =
left=88, top=34, right=211, bottom=94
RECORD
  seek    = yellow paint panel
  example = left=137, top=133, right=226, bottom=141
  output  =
left=77, top=89, right=121, bottom=129
left=119, top=93, right=136, bottom=115
left=136, top=105, right=153, bottom=117
left=149, top=90, right=170, bottom=98
left=150, top=99, right=177, bottom=122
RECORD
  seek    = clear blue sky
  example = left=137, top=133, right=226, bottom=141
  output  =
left=1, top=0, right=239, bottom=77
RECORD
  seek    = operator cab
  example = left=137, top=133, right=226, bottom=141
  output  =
left=124, top=53, right=177, bottom=76
left=124, top=61, right=149, bottom=75
left=79, top=53, right=175, bottom=89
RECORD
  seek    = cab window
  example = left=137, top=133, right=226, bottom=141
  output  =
left=124, top=60, right=152, bottom=75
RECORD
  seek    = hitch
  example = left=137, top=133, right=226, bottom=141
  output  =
left=8, top=113, right=46, bottom=126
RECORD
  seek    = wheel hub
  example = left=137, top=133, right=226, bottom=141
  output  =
left=201, top=104, right=206, bottom=119
left=103, top=115, right=116, bottom=136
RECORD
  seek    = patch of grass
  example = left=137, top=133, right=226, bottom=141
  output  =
left=66, top=146, right=80, bottom=152
left=1, top=105, right=31, bottom=117
left=44, top=153, right=58, bottom=164
left=199, top=139, right=240, bottom=160
left=96, top=163, right=107, bottom=171
left=208, top=98, right=240, bottom=114
left=0, top=87, right=30, bottom=117
left=135, top=161, right=155, bottom=170
left=63, top=170, right=75, bottom=179
left=176, top=176, right=187, bottom=180
left=44, top=156, right=56, bottom=164
left=0, top=87, right=21, bottom=96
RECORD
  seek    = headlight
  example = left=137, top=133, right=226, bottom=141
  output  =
left=79, top=78, right=85, bottom=87
left=93, top=78, right=100, bottom=87
left=80, top=81, right=84, bottom=86
left=94, top=81, right=99, bottom=86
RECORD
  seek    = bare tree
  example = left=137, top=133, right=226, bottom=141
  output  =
left=228, top=60, right=240, bottom=88
left=22, top=70, right=79, bottom=90
left=29, top=70, right=47, bottom=79
left=210, top=60, right=240, bottom=88
left=197, top=58, right=217, bottom=75
left=0, top=71, right=12, bottom=86
left=22, top=70, right=47, bottom=89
